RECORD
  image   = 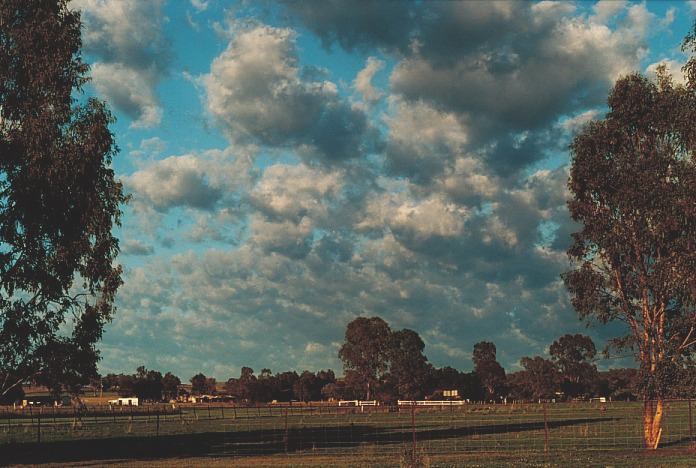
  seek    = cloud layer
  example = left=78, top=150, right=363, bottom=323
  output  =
left=97, top=1, right=684, bottom=378
left=73, top=0, right=170, bottom=128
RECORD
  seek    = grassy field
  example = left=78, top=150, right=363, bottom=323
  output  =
left=1, top=401, right=695, bottom=466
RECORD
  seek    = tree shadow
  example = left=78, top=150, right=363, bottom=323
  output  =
left=659, top=436, right=695, bottom=448
left=0, top=416, right=615, bottom=465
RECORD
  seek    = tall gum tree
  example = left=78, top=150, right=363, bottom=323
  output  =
left=563, top=55, right=696, bottom=447
left=0, top=0, right=126, bottom=397
left=338, top=316, right=392, bottom=400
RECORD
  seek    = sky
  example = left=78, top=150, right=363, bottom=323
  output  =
left=69, top=0, right=696, bottom=380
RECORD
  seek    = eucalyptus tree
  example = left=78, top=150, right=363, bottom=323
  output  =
left=0, top=0, right=126, bottom=397
left=564, top=57, right=696, bottom=447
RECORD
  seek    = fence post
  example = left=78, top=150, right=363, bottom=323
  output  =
left=284, top=406, right=289, bottom=454
left=689, top=398, right=693, bottom=441
left=543, top=403, right=549, bottom=453
left=37, top=414, right=41, bottom=443
left=411, top=404, right=417, bottom=460
left=156, top=412, right=160, bottom=437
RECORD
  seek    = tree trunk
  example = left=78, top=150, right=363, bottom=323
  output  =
left=643, top=398, right=664, bottom=449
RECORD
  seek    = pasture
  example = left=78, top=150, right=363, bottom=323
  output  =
left=1, top=401, right=695, bottom=466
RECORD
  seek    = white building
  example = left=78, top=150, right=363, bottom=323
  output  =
left=109, top=397, right=139, bottom=406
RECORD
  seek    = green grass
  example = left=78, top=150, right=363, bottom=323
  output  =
left=1, top=402, right=695, bottom=465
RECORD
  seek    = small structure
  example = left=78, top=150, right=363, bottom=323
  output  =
left=398, top=400, right=466, bottom=406
left=338, top=400, right=378, bottom=407
left=188, top=394, right=234, bottom=403
left=109, top=397, right=139, bottom=406
left=21, top=395, right=70, bottom=407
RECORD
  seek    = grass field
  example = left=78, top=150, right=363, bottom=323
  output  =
left=1, top=401, right=695, bottom=466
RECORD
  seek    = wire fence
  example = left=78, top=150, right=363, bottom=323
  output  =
left=0, top=400, right=695, bottom=464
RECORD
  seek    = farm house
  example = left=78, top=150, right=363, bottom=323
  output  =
left=108, top=397, right=139, bottom=406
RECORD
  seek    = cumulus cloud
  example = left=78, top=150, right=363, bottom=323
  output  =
left=251, top=164, right=344, bottom=223
left=72, top=0, right=170, bottom=128
left=202, top=24, right=377, bottom=161
left=560, top=109, right=601, bottom=134
left=354, top=56, right=385, bottom=103
left=121, top=239, right=155, bottom=256
left=357, top=191, right=469, bottom=241
left=184, top=210, right=241, bottom=244
left=90, top=63, right=162, bottom=128
left=190, top=0, right=209, bottom=12
left=383, top=98, right=468, bottom=182
left=281, top=0, right=417, bottom=52
left=124, top=148, right=254, bottom=213
left=125, top=155, right=223, bottom=211
left=646, top=59, right=687, bottom=86
left=591, top=0, right=627, bottom=24
left=390, top=6, right=646, bottom=132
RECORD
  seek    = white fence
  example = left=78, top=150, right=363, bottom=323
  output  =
left=337, top=400, right=378, bottom=407
left=397, top=400, right=466, bottom=406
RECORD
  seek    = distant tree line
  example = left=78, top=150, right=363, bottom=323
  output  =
left=80, top=316, right=696, bottom=405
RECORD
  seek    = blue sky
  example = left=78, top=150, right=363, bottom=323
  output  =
left=71, top=0, right=695, bottom=380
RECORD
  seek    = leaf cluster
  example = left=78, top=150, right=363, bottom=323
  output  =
left=0, top=0, right=126, bottom=395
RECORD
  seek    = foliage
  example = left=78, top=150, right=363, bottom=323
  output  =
left=162, top=372, right=181, bottom=401
left=338, top=317, right=393, bottom=400
left=564, top=69, right=696, bottom=398
left=190, top=373, right=208, bottom=396
left=429, top=366, right=485, bottom=401
left=293, top=371, right=321, bottom=402
left=517, top=357, right=558, bottom=400
left=0, top=0, right=126, bottom=397
left=563, top=48, right=696, bottom=446
left=472, top=341, right=507, bottom=400
left=132, top=366, right=163, bottom=401
left=549, top=334, right=597, bottom=398
left=385, top=329, right=432, bottom=401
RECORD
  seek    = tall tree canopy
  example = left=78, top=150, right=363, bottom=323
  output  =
left=0, top=0, right=126, bottom=397
left=518, top=356, right=558, bottom=401
left=385, top=329, right=432, bottom=400
left=549, top=334, right=597, bottom=398
left=563, top=55, right=696, bottom=447
left=338, top=316, right=392, bottom=400
left=472, top=341, right=507, bottom=401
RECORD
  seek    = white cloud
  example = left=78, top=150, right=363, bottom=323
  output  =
left=384, top=98, right=468, bottom=181
left=72, top=0, right=169, bottom=128
left=124, top=149, right=253, bottom=212
left=358, top=191, right=469, bottom=240
left=354, top=56, right=385, bottom=103
left=591, top=1, right=627, bottom=24
left=646, top=59, right=687, bottom=86
left=91, top=63, right=162, bottom=129
left=202, top=24, right=375, bottom=161
left=121, top=239, right=155, bottom=256
left=190, top=0, right=209, bottom=12
left=560, top=109, right=600, bottom=134
left=251, top=164, right=343, bottom=222
left=660, top=7, right=676, bottom=27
